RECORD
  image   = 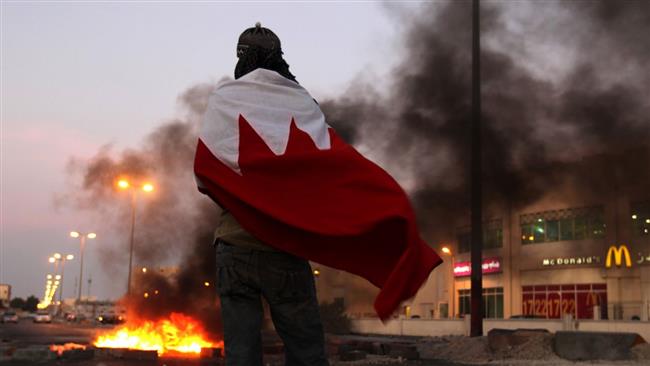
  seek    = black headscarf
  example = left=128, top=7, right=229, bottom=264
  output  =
left=234, top=23, right=297, bottom=83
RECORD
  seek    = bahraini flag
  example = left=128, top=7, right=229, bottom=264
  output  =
left=194, top=68, right=442, bottom=320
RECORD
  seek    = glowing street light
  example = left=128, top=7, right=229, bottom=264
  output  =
left=39, top=273, right=58, bottom=309
left=70, top=231, right=97, bottom=301
left=117, top=180, right=130, bottom=189
left=142, top=183, right=154, bottom=192
left=441, top=245, right=456, bottom=319
left=49, top=253, right=74, bottom=305
left=115, top=178, right=155, bottom=296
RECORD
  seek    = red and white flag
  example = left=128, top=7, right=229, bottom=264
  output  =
left=194, top=69, right=442, bottom=320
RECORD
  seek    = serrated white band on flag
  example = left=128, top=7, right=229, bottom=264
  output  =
left=200, top=69, right=331, bottom=173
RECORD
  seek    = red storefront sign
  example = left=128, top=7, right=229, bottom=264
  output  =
left=453, top=257, right=502, bottom=277
left=521, top=283, right=607, bottom=319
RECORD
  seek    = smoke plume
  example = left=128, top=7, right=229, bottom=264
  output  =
left=323, top=0, right=649, bottom=241
left=65, top=82, right=223, bottom=334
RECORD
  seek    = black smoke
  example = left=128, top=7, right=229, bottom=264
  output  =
left=64, top=83, right=223, bottom=335
left=322, top=0, right=649, bottom=241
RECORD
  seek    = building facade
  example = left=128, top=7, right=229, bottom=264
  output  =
left=0, top=284, right=11, bottom=308
left=449, top=196, right=650, bottom=321
left=313, top=149, right=650, bottom=321
left=314, top=196, right=650, bottom=321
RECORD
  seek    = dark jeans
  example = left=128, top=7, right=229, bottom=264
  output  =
left=215, top=241, right=329, bottom=366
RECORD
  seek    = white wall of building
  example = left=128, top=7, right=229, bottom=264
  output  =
left=350, top=318, right=650, bottom=341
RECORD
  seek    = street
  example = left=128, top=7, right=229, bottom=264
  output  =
left=0, top=319, right=473, bottom=366
left=1, top=319, right=98, bottom=347
left=3, top=320, right=648, bottom=366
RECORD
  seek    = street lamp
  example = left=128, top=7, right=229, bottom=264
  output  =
left=49, top=253, right=61, bottom=275
left=441, top=246, right=455, bottom=319
left=70, top=231, right=96, bottom=302
left=49, top=253, right=74, bottom=307
left=116, top=178, right=155, bottom=295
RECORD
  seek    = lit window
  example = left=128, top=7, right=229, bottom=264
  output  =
left=458, top=287, right=504, bottom=318
left=520, top=206, right=605, bottom=245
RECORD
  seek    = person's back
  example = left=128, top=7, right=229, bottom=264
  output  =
left=210, top=23, right=329, bottom=366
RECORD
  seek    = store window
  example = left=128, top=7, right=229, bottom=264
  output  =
left=521, top=206, right=605, bottom=245
left=458, top=220, right=503, bottom=253
left=521, top=284, right=607, bottom=319
left=631, top=200, right=650, bottom=237
left=458, top=287, right=504, bottom=319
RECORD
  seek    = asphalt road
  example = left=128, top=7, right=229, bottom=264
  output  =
left=0, top=319, right=471, bottom=366
left=0, top=319, right=99, bottom=347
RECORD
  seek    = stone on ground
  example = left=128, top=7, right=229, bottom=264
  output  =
left=553, top=331, right=645, bottom=361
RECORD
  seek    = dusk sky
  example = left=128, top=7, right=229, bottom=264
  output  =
left=1, top=1, right=417, bottom=300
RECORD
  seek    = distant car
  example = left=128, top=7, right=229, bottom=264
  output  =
left=97, top=312, right=125, bottom=324
left=33, top=310, right=52, bottom=323
left=2, top=311, right=19, bottom=323
left=64, top=312, right=77, bottom=322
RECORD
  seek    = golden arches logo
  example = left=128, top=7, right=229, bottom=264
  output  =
left=585, top=292, right=600, bottom=307
left=605, top=245, right=632, bottom=268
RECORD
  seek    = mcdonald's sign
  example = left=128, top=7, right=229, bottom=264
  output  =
left=605, top=245, right=632, bottom=268
left=585, top=292, right=600, bottom=307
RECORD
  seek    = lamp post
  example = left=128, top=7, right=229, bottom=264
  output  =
left=442, top=246, right=455, bottom=319
left=70, top=231, right=96, bottom=302
left=470, top=0, right=484, bottom=337
left=49, top=253, right=73, bottom=311
left=49, top=253, right=60, bottom=274
left=58, top=255, right=74, bottom=303
left=117, top=178, right=154, bottom=296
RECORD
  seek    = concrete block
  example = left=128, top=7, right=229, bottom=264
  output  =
left=122, top=349, right=158, bottom=361
left=61, top=348, right=95, bottom=360
left=339, top=349, right=367, bottom=361
left=338, top=340, right=375, bottom=355
left=386, top=343, right=419, bottom=360
left=554, top=331, right=645, bottom=361
left=370, top=341, right=385, bottom=355
left=94, top=347, right=158, bottom=361
left=11, top=346, right=56, bottom=362
left=94, top=347, right=128, bottom=359
left=200, top=347, right=223, bottom=358
left=488, top=328, right=549, bottom=352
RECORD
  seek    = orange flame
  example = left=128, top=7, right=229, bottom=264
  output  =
left=94, top=312, right=221, bottom=357
left=50, top=343, right=87, bottom=356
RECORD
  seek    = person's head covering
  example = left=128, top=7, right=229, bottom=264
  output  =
left=234, top=22, right=297, bottom=82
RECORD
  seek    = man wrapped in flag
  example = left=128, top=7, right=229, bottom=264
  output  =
left=194, top=23, right=442, bottom=365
